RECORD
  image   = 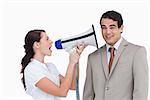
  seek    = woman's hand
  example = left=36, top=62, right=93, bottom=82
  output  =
left=69, top=43, right=86, bottom=65
left=69, top=49, right=80, bottom=65
left=76, top=43, right=87, bottom=55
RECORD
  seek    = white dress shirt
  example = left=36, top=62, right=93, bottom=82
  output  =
left=106, top=37, right=122, bottom=64
left=24, top=59, right=60, bottom=100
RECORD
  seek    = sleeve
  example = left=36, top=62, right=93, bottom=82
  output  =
left=83, top=54, right=95, bottom=100
left=133, top=46, right=148, bottom=100
left=47, top=63, right=59, bottom=76
left=25, top=65, right=47, bottom=88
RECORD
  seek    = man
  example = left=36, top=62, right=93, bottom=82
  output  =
left=83, top=10, right=148, bottom=100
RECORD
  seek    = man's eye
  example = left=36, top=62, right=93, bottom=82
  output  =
left=101, top=27, right=107, bottom=29
left=110, top=26, right=116, bottom=29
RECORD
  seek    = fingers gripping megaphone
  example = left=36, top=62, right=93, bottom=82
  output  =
left=55, top=25, right=98, bottom=52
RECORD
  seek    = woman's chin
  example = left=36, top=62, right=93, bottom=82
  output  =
left=46, top=51, right=52, bottom=56
left=48, top=52, right=52, bottom=56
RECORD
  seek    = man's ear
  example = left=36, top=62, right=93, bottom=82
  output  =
left=33, top=42, right=40, bottom=49
left=120, top=25, right=124, bottom=33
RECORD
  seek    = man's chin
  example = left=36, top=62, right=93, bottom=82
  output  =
left=106, top=41, right=115, bottom=46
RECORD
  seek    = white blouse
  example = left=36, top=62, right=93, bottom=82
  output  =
left=24, top=59, right=60, bottom=100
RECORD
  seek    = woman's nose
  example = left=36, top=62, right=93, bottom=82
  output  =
left=49, top=40, right=53, bottom=44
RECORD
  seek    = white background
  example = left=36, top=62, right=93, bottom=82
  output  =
left=0, top=0, right=150, bottom=100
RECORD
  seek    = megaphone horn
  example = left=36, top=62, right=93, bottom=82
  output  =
left=55, top=25, right=98, bottom=52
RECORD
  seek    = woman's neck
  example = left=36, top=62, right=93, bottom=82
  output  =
left=33, top=53, right=45, bottom=63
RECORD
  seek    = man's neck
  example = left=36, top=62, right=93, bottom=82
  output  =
left=106, top=37, right=122, bottom=51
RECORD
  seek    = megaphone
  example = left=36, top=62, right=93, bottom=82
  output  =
left=55, top=25, right=98, bottom=52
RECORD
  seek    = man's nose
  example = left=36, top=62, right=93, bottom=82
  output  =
left=106, top=28, right=111, bottom=34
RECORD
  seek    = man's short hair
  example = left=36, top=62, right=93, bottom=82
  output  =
left=100, top=10, right=123, bottom=28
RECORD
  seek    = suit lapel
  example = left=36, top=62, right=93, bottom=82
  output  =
left=108, top=38, right=129, bottom=78
left=101, top=45, right=109, bottom=79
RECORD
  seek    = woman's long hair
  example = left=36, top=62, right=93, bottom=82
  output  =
left=21, top=29, right=45, bottom=90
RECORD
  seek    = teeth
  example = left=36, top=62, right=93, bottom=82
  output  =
left=107, top=35, right=113, bottom=39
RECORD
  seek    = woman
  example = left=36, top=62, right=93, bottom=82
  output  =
left=21, top=30, right=85, bottom=100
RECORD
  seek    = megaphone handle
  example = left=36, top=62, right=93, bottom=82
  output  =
left=76, top=62, right=80, bottom=100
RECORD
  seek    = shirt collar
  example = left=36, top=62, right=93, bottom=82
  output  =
left=106, top=37, right=122, bottom=52
left=31, top=59, right=47, bottom=69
